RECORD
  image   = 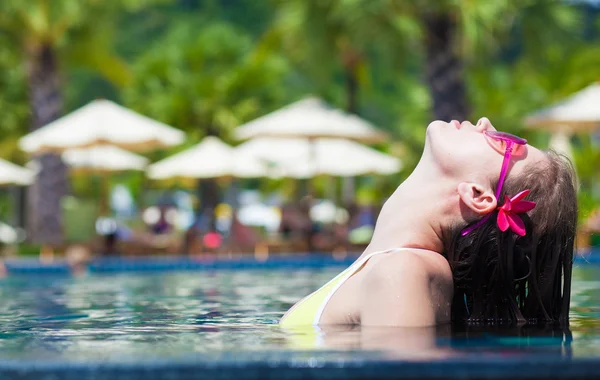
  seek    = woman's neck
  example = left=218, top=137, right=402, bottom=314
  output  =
left=363, top=165, right=456, bottom=256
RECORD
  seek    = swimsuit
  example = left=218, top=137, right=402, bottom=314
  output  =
left=279, top=248, right=415, bottom=326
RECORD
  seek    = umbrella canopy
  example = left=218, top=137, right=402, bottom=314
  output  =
left=525, top=82, right=600, bottom=130
left=147, top=136, right=267, bottom=180
left=62, top=145, right=149, bottom=173
left=233, top=97, right=388, bottom=143
left=0, top=159, right=35, bottom=186
left=234, top=138, right=402, bottom=178
left=19, top=99, right=185, bottom=154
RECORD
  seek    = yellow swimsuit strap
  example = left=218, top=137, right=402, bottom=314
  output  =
left=280, top=248, right=413, bottom=327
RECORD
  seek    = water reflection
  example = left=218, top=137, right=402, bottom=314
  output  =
left=282, top=323, right=573, bottom=360
left=0, top=265, right=594, bottom=361
left=283, top=324, right=453, bottom=359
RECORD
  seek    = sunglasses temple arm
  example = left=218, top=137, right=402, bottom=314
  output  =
left=461, top=141, right=515, bottom=237
left=461, top=214, right=491, bottom=236
left=494, top=142, right=514, bottom=199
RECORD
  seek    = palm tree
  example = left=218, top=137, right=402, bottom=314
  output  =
left=271, top=0, right=418, bottom=114
left=0, top=0, right=131, bottom=246
left=420, top=10, right=469, bottom=121
left=416, top=0, right=581, bottom=121
left=272, top=0, right=581, bottom=123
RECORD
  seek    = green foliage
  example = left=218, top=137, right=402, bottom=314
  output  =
left=0, top=0, right=157, bottom=147
left=0, top=0, right=137, bottom=85
left=123, top=20, right=291, bottom=142
left=0, top=0, right=599, bottom=214
left=0, top=35, right=28, bottom=151
left=16, top=243, right=42, bottom=256
left=270, top=0, right=421, bottom=109
left=578, top=190, right=597, bottom=227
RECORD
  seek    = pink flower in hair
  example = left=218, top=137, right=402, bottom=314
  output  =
left=497, top=190, right=537, bottom=237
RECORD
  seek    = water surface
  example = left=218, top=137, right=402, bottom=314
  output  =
left=0, top=264, right=597, bottom=362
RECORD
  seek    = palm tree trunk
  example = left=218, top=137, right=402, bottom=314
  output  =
left=344, top=66, right=359, bottom=115
left=423, top=12, right=470, bottom=121
left=341, top=48, right=361, bottom=115
left=25, top=44, right=68, bottom=245
left=197, top=179, right=219, bottom=231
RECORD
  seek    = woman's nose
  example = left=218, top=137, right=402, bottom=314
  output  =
left=476, top=117, right=496, bottom=133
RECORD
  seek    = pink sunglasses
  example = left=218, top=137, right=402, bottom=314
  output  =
left=461, top=130, right=528, bottom=236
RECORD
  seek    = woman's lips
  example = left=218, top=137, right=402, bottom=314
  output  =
left=451, top=120, right=461, bottom=129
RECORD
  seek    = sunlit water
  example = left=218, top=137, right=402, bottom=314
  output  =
left=0, top=263, right=597, bottom=362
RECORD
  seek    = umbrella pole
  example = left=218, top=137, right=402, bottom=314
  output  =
left=224, top=176, right=236, bottom=249
left=100, top=173, right=110, bottom=216
left=12, top=185, right=24, bottom=228
left=325, top=176, right=337, bottom=205
left=342, top=176, right=355, bottom=206
left=7, top=186, right=14, bottom=225
left=197, top=178, right=219, bottom=229
left=138, top=173, right=147, bottom=219
left=307, top=137, right=317, bottom=196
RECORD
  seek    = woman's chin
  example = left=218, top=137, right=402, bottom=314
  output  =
left=425, top=120, right=452, bottom=141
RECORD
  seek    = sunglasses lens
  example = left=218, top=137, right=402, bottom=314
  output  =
left=485, top=133, right=508, bottom=151
left=485, top=130, right=527, bottom=145
left=484, top=132, right=527, bottom=154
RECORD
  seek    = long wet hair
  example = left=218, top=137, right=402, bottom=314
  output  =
left=444, top=151, right=577, bottom=325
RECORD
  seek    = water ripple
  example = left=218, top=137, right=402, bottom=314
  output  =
left=0, top=266, right=595, bottom=361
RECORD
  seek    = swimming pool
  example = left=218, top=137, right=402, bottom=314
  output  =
left=0, top=254, right=599, bottom=379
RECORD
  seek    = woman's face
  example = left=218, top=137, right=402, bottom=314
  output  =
left=423, top=118, right=546, bottom=187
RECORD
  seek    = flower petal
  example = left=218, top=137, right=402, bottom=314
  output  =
left=506, top=212, right=527, bottom=236
left=497, top=209, right=510, bottom=232
left=511, top=200, right=536, bottom=213
left=501, top=195, right=512, bottom=212
left=510, top=190, right=530, bottom=203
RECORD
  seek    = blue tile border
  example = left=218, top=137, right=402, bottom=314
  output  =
left=3, top=253, right=599, bottom=274
left=0, top=354, right=598, bottom=380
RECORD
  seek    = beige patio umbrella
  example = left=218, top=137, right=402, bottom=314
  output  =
left=19, top=99, right=185, bottom=154
left=147, top=136, right=267, bottom=181
left=525, top=82, right=600, bottom=131
left=234, top=97, right=390, bottom=201
left=147, top=137, right=268, bottom=243
left=0, top=159, right=35, bottom=186
left=18, top=100, right=184, bottom=257
left=60, top=145, right=149, bottom=215
left=28, top=144, right=148, bottom=222
left=0, top=159, right=35, bottom=245
left=234, top=97, right=388, bottom=143
left=524, top=83, right=600, bottom=172
left=62, top=145, right=149, bottom=173
left=234, top=138, right=402, bottom=178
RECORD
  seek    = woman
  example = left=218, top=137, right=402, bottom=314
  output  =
left=280, top=118, right=577, bottom=327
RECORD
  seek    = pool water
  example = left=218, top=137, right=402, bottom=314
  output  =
left=0, top=263, right=598, bottom=363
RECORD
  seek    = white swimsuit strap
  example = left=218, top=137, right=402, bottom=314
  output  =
left=313, top=247, right=418, bottom=325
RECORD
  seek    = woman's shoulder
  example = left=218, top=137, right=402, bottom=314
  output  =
left=364, top=248, right=453, bottom=287
left=358, top=249, right=453, bottom=326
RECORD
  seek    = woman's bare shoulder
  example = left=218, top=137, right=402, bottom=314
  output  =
left=359, top=249, right=453, bottom=326
left=365, top=248, right=452, bottom=283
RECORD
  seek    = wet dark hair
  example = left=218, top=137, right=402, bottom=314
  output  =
left=444, top=151, right=577, bottom=325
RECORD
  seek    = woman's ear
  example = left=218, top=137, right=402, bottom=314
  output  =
left=457, top=182, right=497, bottom=216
